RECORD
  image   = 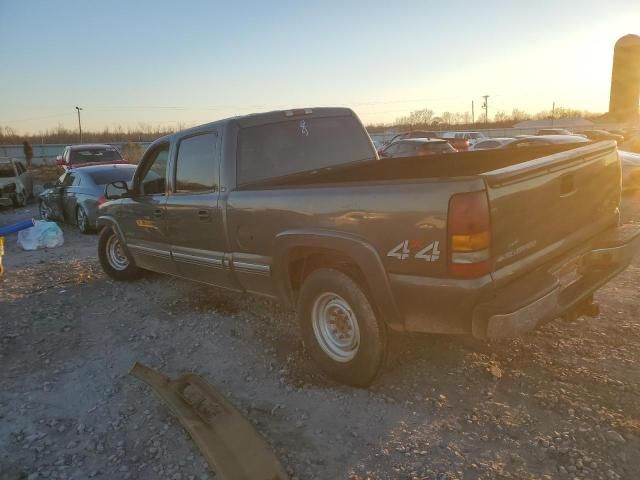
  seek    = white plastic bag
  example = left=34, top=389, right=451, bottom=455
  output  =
left=17, top=220, right=64, bottom=250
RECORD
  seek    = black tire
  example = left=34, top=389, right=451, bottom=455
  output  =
left=97, top=226, right=142, bottom=281
left=76, top=206, right=92, bottom=234
left=297, top=268, right=387, bottom=387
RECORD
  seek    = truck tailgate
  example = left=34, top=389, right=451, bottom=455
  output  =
left=482, top=141, right=621, bottom=283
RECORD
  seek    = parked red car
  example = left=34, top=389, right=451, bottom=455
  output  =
left=56, top=144, right=128, bottom=169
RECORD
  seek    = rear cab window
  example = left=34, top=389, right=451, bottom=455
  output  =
left=237, top=114, right=374, bottom=185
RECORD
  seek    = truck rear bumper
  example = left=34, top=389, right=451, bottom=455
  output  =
left=387, top=224, right=640, bottom=337
left=473, top=224, right=640, bottom=339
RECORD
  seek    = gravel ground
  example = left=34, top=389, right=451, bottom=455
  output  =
left=1, top=190, right=640, bottom=480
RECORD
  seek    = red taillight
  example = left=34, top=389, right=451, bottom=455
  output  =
left=96, top=195, right=107, bottom=206
left=448, top=191, right=491, bottom=278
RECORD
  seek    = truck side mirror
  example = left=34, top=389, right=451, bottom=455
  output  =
left=105, top=180, right=129, bottom=200
left=55, top=155, right=64, bottom=166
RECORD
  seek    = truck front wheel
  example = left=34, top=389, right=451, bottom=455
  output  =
left=98, top=226, right=141, bottom=281
left=297, top=268, right=387, bottom=387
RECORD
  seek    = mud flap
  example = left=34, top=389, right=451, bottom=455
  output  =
left=129, top=362, right=288, bottom=480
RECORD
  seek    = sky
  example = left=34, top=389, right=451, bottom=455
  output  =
left=1, top=0, right=639, bottom=133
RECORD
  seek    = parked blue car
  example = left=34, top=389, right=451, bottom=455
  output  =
left=39, top=164, right=136, bottom=233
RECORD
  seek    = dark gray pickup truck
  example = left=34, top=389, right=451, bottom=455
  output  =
left=97, top=107, right=640, bottom=386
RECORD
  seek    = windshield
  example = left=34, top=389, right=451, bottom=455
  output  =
left=88, top=167, right=136, bottom=185
left=237, top=115, right=374, bottom=184
left=70, top=148, right=121, bottom=164
left=0, top=164, right=15, bottom=178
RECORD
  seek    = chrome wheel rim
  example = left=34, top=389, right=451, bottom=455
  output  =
left=106, top=233, right=129, bottom=271
left=77, top=208, right=88, bottom=231
left=311, top=292, right=360, bottom=362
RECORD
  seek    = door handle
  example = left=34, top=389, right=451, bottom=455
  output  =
left=153, top=208, right=163, bottom=218
left=198, top=210, right=210, bottom=220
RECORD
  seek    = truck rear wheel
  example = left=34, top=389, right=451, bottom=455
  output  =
left=297, top=268, right=387, bottom=387
left=98, top=226, right=141, bottom=281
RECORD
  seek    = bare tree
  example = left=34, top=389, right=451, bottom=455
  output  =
left=494, top=110, right=510, bottom=122
left=511, top=108, right=529, bottom=122
left=440, top=112, right=455, bottom=125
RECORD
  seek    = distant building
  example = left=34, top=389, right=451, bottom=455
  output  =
left=512, top=118, right=594, bottom=129
left=609, top=34, right=640, bottom=122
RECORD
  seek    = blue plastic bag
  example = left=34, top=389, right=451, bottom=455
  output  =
left=17, top=220, right=64, bottom=250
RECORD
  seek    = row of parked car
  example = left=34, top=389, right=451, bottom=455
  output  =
left=372, top=127, right=640, bottom=191
left=0, top=144, right=136, bottom=234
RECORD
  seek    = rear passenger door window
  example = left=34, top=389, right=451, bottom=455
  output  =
left=174, top=133, right=219, bottom=193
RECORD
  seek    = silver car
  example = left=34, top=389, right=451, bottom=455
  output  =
left=0, top=158, right=33, bottom=207
left=39, top=164, right=137, bottom=233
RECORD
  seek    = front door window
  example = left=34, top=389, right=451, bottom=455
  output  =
left=137, top=144, right=169, bottom=195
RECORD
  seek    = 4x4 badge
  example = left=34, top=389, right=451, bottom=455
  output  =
left=387, top=240, right=440, bottom=262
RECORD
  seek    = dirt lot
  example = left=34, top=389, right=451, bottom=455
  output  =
left=1, top=188, right=640, bottom=480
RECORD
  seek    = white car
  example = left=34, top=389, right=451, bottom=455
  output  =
left=620, top=150, right=640, bottom=192
left=0, top=158, right=33, bottom=207
left=470, top=137, right=515, bottom=150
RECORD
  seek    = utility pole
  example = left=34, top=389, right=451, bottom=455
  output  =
left=551, top=101, right=556, bottom=127
left=75, top=106, right=83, bottom=143
left=471, top=100, right=475, bottom=125
left=482, top=95, right=489, bottom=124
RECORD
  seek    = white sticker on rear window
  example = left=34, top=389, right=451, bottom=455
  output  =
left=299, top=120, right=309, bottom=137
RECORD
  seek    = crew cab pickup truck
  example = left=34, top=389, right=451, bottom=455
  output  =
left=96, top=107, right=640, bottom=386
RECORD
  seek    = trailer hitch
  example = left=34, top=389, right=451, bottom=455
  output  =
left=129, top=362, right=288, bottom=480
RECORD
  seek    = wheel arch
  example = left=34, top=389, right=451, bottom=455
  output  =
left=272, top=229, right=403, bottom=330
left=96, top=215, right=129, bottom=249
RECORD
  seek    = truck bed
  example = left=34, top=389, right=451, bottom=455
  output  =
left=244, top=142, right=595, bottom=188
